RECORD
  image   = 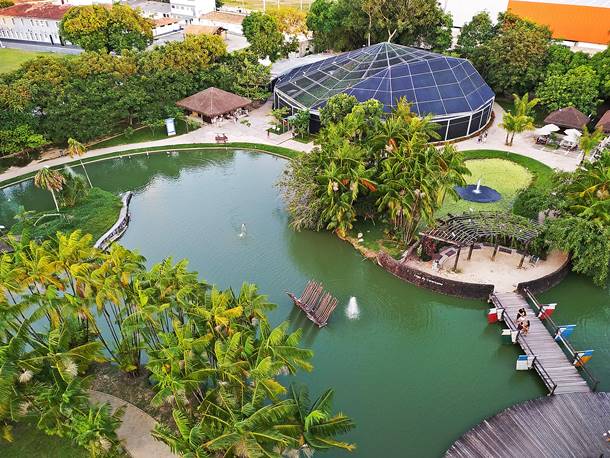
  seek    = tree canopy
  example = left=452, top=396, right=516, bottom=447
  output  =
left=0, top=231, right=356, bottom=456
left=242, top=11, right=296, bottom=61
left=536, top=65, right=601, bottom=115
left=59, top=4, right=154, bottom=52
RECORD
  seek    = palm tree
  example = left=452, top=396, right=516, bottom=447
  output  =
left=578, top=126, right=605, bottom=165
left=500, top=112, right=535, bottom=146
left=34, top=167, right=65, bottom=212
left=67, top=138, right=92, bottom=187
left=512, top=92, right=539, bottom=117
left=285, top=384, right=355, bottom=453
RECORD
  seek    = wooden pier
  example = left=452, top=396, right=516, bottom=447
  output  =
left=287, top=281, right=339, bottom=327
left=446, top=392, right=610, bottom=457
left=490, top=289, right=597, bottom=395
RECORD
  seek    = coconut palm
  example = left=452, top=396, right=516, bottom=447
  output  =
left=512, top=92, right=539, bottom=117
left=285, top=384, right=355, bottom=453
left=578, top=126, right=605, bottom=165
left=67, top=138, right=92, bottom=187
left=500, top=111, right=535, bottom=146
left=34, top=167, right=65, bottom=212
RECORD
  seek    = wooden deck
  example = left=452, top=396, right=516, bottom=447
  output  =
left=446, top=392, right=610, bottom=457
left=491, top=291, right=590, bottom=395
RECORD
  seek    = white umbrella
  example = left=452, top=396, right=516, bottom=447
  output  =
left=564, top=128, right=582, bottom=138
left=535, top=124, right=560, bottom=135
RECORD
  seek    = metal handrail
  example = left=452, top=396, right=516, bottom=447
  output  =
left=522, top=288, right=599, bottom=391
left=492, top=296, right=557, bottom=395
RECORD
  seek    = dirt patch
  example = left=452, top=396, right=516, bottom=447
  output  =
left=89, top=363, right=173, bottom=426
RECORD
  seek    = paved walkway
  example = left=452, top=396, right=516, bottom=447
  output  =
left=0, top=101, right=314, bottom=183
left=0, top=102, right=580, bottom=184
left=457, top=103, right=580, bottom=172
left=89, top=390, right=177, bottom=458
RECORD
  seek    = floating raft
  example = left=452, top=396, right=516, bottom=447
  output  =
left=287, top=280, right=338, bottom=328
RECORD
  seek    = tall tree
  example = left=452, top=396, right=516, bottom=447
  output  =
left=67, top=138, right=92, bottom=187
left=34, top=167, right=66, bottom=212
left=455, top=11, right=495, bottom=60
left=578, top=126, right=605, bottom=165
left=59, top=4, right=154, bottom=52
left=242, top=12, right=296, bottom=62
left=536, top=65, right=601, bottom=115
left=474, top=12, right=551, bottom=95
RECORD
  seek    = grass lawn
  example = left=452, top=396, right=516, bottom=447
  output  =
left=438, top=158, right=533, bottom=216
left=0, top=48, right=52, bottom=74
left=0, top=424, right=86, bottom=458
left=293, top=132, right=316, bottom=144
left=89, top=119, right=190, bottom=149
left=10, top=187, right=122, bottom=241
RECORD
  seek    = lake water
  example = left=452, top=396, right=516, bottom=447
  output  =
left=1, top=149, right=607, bottom=457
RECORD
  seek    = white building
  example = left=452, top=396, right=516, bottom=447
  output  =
left=0, top=3, right=71, bottom=45
left=169, top=0, right=214, bottom=21
left=121, top=0, right=180, bottom=36
left=439, top=0, right=509, bottom=27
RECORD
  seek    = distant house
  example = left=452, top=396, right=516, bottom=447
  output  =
left=176, top=87, right=251, bottom=122
left=184, top=24, right=226, bottom=38
left=197, top=10, right=244, bottom=35
left=153, top=17, right=180, bottom=36
left=0, top=3, right=71, bottom=45
left=169, top=0, right=214, bottom=21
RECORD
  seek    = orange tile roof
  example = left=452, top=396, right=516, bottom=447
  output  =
left=508, top=0, right=610, bottom=45
left=0, top=3, right=70, bottom=20
left=154, top=17, right=178, bottom=26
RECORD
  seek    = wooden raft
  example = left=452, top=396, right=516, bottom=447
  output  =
left=287, top=280, right=339, bottom=327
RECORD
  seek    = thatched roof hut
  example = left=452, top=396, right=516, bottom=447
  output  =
left=544, top=107, right=589, bottom=130
left=176, top=87, right=251, bottom=122
left=595, top=110, right=610, bottom=134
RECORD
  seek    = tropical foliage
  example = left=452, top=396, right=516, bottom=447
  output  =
left=499, top=93, right=539, bottom=146
left=279, top=96, right=468, bottom=244
left=0, top=231, right=355, bottom=456
left=536, top=65, right=601, bottom=115
left=242, top=12, right=297, bottom=62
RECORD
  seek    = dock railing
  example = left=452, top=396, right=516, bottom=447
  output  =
left=522, top=288, right=599, bottom=391
left=491, top=295, right=557, bottom=394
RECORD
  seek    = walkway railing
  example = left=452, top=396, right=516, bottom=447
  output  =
left=522, top=288, right=599, bottom=391
left=492, top=295, right=557, bottom=395
left=94, top=192, right=133, bottom=251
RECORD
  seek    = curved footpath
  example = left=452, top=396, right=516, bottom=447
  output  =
left=446, top=392, right=610, bottom=457
left=89, top=390, right=177, bottom=458
left=0, top=102, right=579, bottom=185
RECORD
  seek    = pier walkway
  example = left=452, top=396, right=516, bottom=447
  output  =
left=446, top=392, right=610, bottom=457
left=490, top=289, right=597, bottom=395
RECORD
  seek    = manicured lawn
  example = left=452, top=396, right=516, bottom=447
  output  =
left=0, top=48, right=52, bottom=73
left=10, top=187, right=122, bottom=240
left=0, top=424, right=87, bottom=458
left=438, top=158, right=533, bottom=216
left=89, top=119, right=190, bottom=149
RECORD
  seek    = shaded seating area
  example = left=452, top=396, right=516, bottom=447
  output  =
left=420, top=212, right=542, bottom=272
left=176, top=87, right=251, bottom=124
left=544, top=107, right=589, bottom=130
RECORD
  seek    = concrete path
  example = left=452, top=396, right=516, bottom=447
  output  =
left=457, top=103, right=580, bottom=172
left=0, top=101, right=314, bottom=183
left=0, top=102, right=581, bottom=184
left=89, top=390, right=177, bottom=458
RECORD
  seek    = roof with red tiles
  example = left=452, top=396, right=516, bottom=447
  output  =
left=0, top=3, right=71, bottom=20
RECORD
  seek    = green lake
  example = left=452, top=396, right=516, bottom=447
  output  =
left=1, top=149, right=607, bottom=457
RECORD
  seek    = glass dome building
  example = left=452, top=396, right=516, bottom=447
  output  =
left=273, top=42, right=495, bottom=141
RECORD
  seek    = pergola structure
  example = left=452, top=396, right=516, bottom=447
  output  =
left=420, top=212, right=542, bottom=271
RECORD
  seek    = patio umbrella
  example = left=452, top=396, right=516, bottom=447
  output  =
left=564, top=128, right=582, bottom=139
left=535, top=124, right=560, bottom=135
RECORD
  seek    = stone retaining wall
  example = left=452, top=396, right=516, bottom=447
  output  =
left=377, top=252, right=495, bottom=300
left=517, top=256, right=571, bottom=295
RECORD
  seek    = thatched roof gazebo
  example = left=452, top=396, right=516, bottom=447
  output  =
left=596, top=110, right=610, bottom=134
left=176, top=87, right=251, bottom=122
left=544, top=107, right=589, bottom=130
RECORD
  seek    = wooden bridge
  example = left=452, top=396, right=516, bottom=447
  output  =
left=489, top=288, right=598, bottom=395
